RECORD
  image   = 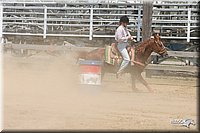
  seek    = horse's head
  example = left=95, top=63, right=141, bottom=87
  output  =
left=151, top=33, right=168, bottom=57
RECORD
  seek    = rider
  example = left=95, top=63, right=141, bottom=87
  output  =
left=115, top=16, right=134, bottom=77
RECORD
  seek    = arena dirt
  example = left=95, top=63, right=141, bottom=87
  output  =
left=3, top=52, right=198, bottom=131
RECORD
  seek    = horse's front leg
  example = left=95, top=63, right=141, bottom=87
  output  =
left=136, top=72, right=154, bottom=92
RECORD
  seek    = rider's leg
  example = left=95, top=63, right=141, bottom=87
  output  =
left=117, top=48, right=130, bottom=74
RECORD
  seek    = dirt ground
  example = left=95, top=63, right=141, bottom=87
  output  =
left=3, top=52, right=198, bottom=131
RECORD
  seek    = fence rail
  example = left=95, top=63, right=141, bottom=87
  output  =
left=3, top=43, right=199, bottom=57
left=3, top=42, right=199, bottom=77
left=145, top=64, right=199, bottom=77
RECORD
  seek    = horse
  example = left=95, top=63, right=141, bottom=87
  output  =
left=77, top=33, right=168, bottom=92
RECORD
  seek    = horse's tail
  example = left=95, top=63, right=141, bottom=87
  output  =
left=76, top=51, right=88, bottom=64
left=76, top=48, right=105, bottom=64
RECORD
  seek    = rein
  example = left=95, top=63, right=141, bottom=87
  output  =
left=154, top=40, right=166, bottom=55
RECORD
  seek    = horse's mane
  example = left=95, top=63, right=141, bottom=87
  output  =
left=135, top=38, right=154, bottom=53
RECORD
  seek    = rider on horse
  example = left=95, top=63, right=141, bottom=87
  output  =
left=115, top=16, right=134, bottom=77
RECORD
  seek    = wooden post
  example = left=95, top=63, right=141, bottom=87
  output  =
left=142, top=0, right=153, bottom=78
left=142, top=0, right=153, bottom=41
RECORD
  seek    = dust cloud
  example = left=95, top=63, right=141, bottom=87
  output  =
left=3, top=52, right=198, bottom=130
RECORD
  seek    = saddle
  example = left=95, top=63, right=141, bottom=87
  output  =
left=105, top=43, right=136, bottom=66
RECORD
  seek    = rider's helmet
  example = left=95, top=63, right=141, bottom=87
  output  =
left=119, top=16, right=129, bottom=24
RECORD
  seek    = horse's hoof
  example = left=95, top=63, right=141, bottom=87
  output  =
left=116, top=73, right=119, bottom=79
left=149, top=89, right=156, bottom=93
left=132, top=88, right=139, bottom=92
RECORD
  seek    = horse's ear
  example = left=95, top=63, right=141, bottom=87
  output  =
left=153, top=33, right=160, bottom=41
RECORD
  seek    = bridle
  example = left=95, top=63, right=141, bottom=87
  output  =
left=154, top=40, right=166, bottom=55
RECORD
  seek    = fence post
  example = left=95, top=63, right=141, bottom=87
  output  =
left=137, top=5, right=141, bottom=42
left=0, top=2, right=2, bottom=132
left=0, top=2, right=3, bottom=39
left=187, top=8, right=191, bottom=42
left=89, top=7, right=93, bottom=40
left=43, top=6, right=47, bottom=39
left=142, top=0, right=153, bottom=41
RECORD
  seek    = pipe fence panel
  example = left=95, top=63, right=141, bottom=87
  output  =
left=0, top=0, right=199, bottom=42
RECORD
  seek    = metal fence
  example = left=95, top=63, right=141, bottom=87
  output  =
left=0, top=0, right=199, bottom=42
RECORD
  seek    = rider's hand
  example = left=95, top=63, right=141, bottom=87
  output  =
left=131, top=36, right=137, bottom=42
left=130, top=36, right=134, bottom=40
left=128, top=36, right=132, bottom=40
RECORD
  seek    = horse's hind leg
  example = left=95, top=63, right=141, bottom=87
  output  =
left=101, top=70, right=105, bottom=81
left=136, top=72, right=153, bottom=92
left=131, top=72, right=138, bottom=92
left=101, top=64, right=107, bottom=82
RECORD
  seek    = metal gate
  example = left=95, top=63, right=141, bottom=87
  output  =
left=0, top=0, right=199, bottom=42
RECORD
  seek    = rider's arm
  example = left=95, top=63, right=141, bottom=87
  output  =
left=115, top=27, right=131, bottom=43
left=127, top=29, right=131, bottom=37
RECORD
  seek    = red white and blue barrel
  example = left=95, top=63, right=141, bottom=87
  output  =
left=78, top=60, right=102, bottom=85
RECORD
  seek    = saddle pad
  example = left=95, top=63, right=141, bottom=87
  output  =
left=104, top=45, right=115, bottom=65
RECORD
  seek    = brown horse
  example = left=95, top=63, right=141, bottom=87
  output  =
left=77, top=33, right=168, bottom=92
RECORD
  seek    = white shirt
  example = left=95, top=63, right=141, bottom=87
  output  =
left=115, top=25, right=131, bottom=44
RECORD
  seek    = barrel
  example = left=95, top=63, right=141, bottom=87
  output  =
left=78, top=59, right=103, bottom=85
